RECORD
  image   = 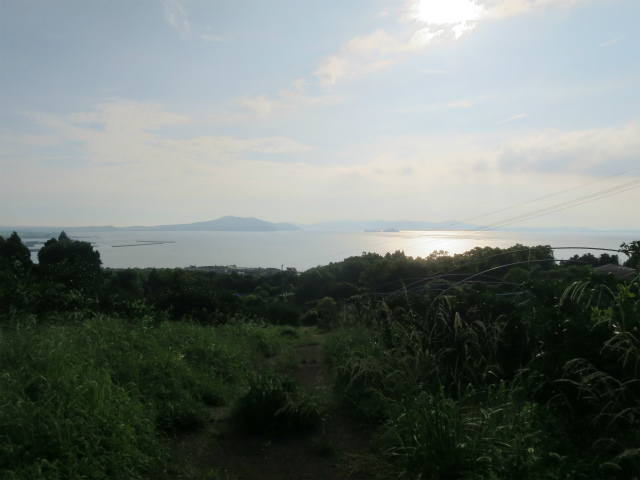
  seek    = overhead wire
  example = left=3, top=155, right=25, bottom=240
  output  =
left=286, top=166, right=639, bottom=268
left=377, top=246, right=625, bottom=298
left=437, top=165, right=640, bottom=230
left=391, top=178, right=639, bottom=258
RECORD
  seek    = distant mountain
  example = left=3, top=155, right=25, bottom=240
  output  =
left=2, top=218, right=638, bottom=237
left=0, top=216, right=301, bottom=234
left=121, top=216, right=300, bottom=232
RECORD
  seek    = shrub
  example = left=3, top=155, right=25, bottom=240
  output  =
left=232, top=372, right=324, bottom=434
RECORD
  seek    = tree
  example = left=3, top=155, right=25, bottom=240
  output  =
left=38, top=231, right=101, bottom=271
left=37, top=231, right=102, bottom=290
left=0, top=231, right=33, bottom=269
left=620, top=241, right=640, bottom=270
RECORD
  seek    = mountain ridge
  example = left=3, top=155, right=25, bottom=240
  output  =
left=1, top=216, right=639, bottom=236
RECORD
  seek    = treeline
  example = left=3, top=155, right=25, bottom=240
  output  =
left=0, top=231, right=637, bottom=327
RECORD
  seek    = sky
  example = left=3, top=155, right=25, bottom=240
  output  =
left=0, top=0, right=639, bottom=229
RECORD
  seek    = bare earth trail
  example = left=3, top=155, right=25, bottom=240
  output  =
left=168, top=329, right=375, bottom=480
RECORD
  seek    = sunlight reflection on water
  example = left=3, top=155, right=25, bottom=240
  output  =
left=37, top=229, right=634, bottom=271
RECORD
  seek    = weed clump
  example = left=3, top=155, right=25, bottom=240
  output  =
left=232, top=372, right=324, bottom=434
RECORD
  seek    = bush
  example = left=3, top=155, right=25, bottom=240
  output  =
left=232, top=372, right=324, bottom=434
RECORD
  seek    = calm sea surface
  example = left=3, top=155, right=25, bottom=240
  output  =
left=29, top=230, right=637, bottom=271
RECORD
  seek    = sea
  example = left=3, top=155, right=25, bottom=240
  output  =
left=25, top=230, right=638, bottom=271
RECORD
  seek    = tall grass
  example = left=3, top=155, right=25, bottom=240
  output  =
left=325, top=275, right=640, bottom=479
left=377, top=385, right=549, bottom=479
left=0, top=315, right=290, bottom=479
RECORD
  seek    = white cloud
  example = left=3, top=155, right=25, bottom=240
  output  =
left=278, top=78, right=347, bottom=107
left=448, top=100, right=473, bottom=108
left=313, top=0, right=590, bottom=87
left=216, top=79, right=347, bottom=122
left=201, top=34, right=228, bottom=42
left=495, top=113, right=526, bottom=124
left=25, top=102, right=311, bottom=168
left=238, top=96, right=284, bottom=118
left=492, top=122, right=640, bottom=173
left=599, top=37, right=620, bottom=48
left=347, top=121, right=640, bottom=181
left=314, top=28, right=443, bottom=85
left=5, top=106, right=638, bottom=228
left=483, top=0, right=590, bottom=19
left=161, top=0, right=191, bottom=38
left=403, top=0, right=591, bottom=41
left=405, top=0, right=484, bottom=39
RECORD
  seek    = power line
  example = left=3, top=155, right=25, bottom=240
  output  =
left=286, top=166, right=640, bottom=268
left=440, top=165, right=640, bottom=230
left=396, top=179, right=638, bottom=257
left=477, top=179, right=640, bottom=231
left=379, top=246, right=627, bottom=297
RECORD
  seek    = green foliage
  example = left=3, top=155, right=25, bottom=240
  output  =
left=567, top=252, right=620, bottom=267
left=620, top=240, right=640, bottom=270
left=377, top=387, right=552, bottom=480
left=3, top=238, right=639, bottom=478
left=38, top=231, right=102, bottom=271
left=0, top=231, right=33, bottom=269
left=0, top=321, right=159, bottom=479
left=0, top=317, right=289, bottom=477
left=324, top=264, right=640, bottom=479
left=35, top=232, right=103, bottom=301
left=232, top=372, right=324, bottom=434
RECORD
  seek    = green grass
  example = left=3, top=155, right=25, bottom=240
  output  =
left=323, top=279, right=640, bottom=479
left=0, top=315, right=291, bottom=479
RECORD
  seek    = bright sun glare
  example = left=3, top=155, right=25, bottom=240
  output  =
left=411, top=0, right=484, bottom=29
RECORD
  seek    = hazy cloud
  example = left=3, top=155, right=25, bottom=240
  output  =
left=484, top=0, right=590, bottom=19
left=216, top=79, right=347, bottom=121
left=161, top=0, right=191, bottom=38
left=448, top=100, right=473, bottom=108
left=599, top=37, right=620, bottom=47
left=404, top=0, right=591, bottom=41
left=201, top=34, right=228, bottom=42
left=493, top=122, right=640, bottom=174
left=315, top=28, right=443, bottom=85
left=168, top=135, right=312, bottom=159
left=495, top=113, right=526, bottom=124
left=26, top=102, right=311, bottom=168
left=314, top=0, right=590, bottom=87
left=404, top=0, right=484, bottom=39
left=350, top=121, right=640, bottom=180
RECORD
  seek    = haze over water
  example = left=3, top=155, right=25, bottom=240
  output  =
left=34, top=230, right=635, bottom=271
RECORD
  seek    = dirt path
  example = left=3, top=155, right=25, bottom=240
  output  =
left=166, top=330, right=374, bottom=480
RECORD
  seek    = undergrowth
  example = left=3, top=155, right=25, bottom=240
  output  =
left=325, top=275, right=640, bottom=479
left=232, top=371, right=326, bottom=434
left=0, top=315, right=291, bottom=479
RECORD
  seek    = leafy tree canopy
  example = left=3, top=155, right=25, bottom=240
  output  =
left=620, top=241, right=640, bottom=270
left=38, top=231, right=102, bottom=271
left=0, top=231, right=32, bottom=268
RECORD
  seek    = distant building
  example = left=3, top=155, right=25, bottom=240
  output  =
left=595, top=264, right=637, bottom=280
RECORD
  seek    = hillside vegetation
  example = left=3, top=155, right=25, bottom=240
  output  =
left=1, top=232, right=638, bottom=479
